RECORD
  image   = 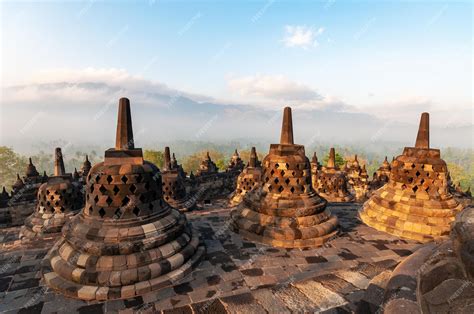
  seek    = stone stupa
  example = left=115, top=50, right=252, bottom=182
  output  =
left=370, top=156, right=391, bottom=191
left=345, top=155, right=370, bottom=201
left=20, top=148, right=83, bottom=240
left=41, top=98, right=204, bottom=301
left=359, top=113, right=464, bottom=242
left=226, top=149, right=244, bottom=173
left=313, top=148, right=353, bottom=202
left=196, top=152, right=218, bottom=176
left=161, top=147, right=196, bottom=212
left=229, top=147, right=262, bottom=207
left=231, top=107, right=339, bottom=248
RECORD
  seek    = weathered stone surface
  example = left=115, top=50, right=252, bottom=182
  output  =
left=229, top=147, right=262, bottom=207
left=231, top=107, right=339, bottom=248
left=360, top=112, right=464, bottom=242
left=41, top=98, right=204, bottom=301
left=313, top=148, right=353, bottom=203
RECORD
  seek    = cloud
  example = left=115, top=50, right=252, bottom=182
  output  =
left=282, top=25, right=324, bottom=49
left=2, top=67, right=214, bottom=107
left=227, top=73, right=348, bottom=111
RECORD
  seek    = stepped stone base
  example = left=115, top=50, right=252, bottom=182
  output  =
left=20, top=212, right=76, bottom=240
left=231, top=190, right=339, bottom=248
left=360, top=189, right=463, bottom=242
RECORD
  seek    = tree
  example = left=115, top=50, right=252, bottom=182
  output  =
left=0, top=146, right=27, bottom=192
left=144, top=150, right=164, bottom=168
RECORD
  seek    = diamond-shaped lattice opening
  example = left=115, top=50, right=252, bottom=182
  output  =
left=106, top=196, right=113, bottom=206
left=420, top=179, right=425, bottom=185
left=268, top=185, right=273, bottom=191
left=95, top=175, right=101, bottom=183
left=296, top=178, right=300, bottom=184
left=408, top=177, right=413, bottom=183
left=129, top=184, right=137, bottom=193
left=290, top=186, right=295, bottom=193
left=280, top=170, right=285, bottom=176
left=401, top=184, right=407, bottom=190
left=88, top=206, right=93, bottom=214
left=412, top=186, right=418, bottom=193
left=54, top=201, right=59, bottom=206
left=274, top=178, right=279, bottom=184
left=415, top=171, right=421, bottom=177
left=139, top=194, right=146, bottom=203
left=411, top=163, right=416, bottom=169
left=275, top=163, right=279, bottom=169
left=46, top=201, right=50, bottom=206
left=46, top=190, right=50, bottom=195
left=98, top=208, right=106, bottom=218
left=136, top=173, right=143, bottom=183
left=90, top=185, right=94, bottom=193
left=296, top=164, right=300, bottom=169
left=113, top=185, right=120, bottom=195
left=285, top=178, right=290, bottom=185
left=60, top=206, right=65, bottom=212
left=265, top=177, right=270, bottom=182
left=270, top=170, right=275, bottom=176
left=425, top=186, right=430, bottom=192
left=121, top=175, right=128, bottom=184
left=50, top=195, right=54, bottom=200
left=133, top=207, right=140, bottom=216
left=114, top=208, right=122, bottom=217
left=278, top=186, right=284, bottom=193
left=421, top=164, right=425, bottom=169
left=94, top=195, right=99, bottom=203
left=121, top=196, right=130, bottom=206
left=99, top=185, right=107, bottom=193
left=106, top=175, right=113, bottom=184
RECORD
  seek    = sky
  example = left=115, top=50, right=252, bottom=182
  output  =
left=0, top=0, right=472, bottom=152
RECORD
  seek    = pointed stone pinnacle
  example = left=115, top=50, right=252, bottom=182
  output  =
left=29, top=157, right=33, bottom=165
left=207, top=152, right=211, bottom=160
left=327, top=148, right=336, bottom=168
left=163, top=147, right=171, bottom=171
left=54, top=147, right=66, bottom=176
left=115, top=97, right=134, bottom=150
left=249, top=147, right=257, bottom=167
left=415, top=112, right=429, bottom=149
left=85, top=154, right=89, bottom=161
left=280, top=107, right=294, bottom=145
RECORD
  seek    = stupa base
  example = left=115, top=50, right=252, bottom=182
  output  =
left=359, top=195, right=462, bottom=242
left=318, top=193, right=354, bottom=203
left=20, top=212, right=76, bottom=240
left=40, top=231, right=205, bottom=301
left=230, top=207, right=339, bottom=248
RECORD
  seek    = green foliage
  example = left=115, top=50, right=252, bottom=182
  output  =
left=0, top=146, right=27, bottom=192
left=323, top=152, right=345, bottom=167
left=144, top=150, right=164, bottom=168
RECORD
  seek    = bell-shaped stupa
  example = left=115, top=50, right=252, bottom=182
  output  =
left=230, top=107, right=339, bottom=248
left=161, top=147, right=195, bottom=212
left=226, top=149, right=244, bottom=173
left=229, top=147, right=262, bottom=207
left=20, top=148, right=83, bottom=240
left=313, top=148, right=353, bottom=202
left=196, top=152, right=218, bottom=176
left=370, top=156, right=392, bottom=191
left=345, top=155, right=369, bottom=201
left=41, top=98, right=204, bottom=301
left=359, top=113, right=464, bottom=242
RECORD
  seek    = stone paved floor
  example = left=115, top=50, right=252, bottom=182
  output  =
left=0, top=200, right=423, bottom=313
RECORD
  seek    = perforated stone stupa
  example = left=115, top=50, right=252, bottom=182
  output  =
left=226, top=149, right=244, bottom=173
left=345, top=155, right=369, bottom=201
left=41, top=97, right=204, bottom=301
left=161, top=147, right=195, bottom=212
left=229, top=147, right=262, bottom=207
left=313, top=148, right=353, bottom=202
left=10, top=158, right=46, bottom=204
left=230, top=107, right=339, bottom=248
left=196, top=152, right=218, bottom=176
left=20, top=148, right=83, bottom=240
left=359, top=113, right=464, bottom=242
left=370, top=156, right=391, bottom=191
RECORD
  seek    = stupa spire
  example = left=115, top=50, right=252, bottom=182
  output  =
left=280, top=107, right=294, bottom=145
left=249, top=147, right=257, bottom=168
left=54, top=147, right=66, bottom=176
left=163, top=147, right=171, bottom=171
left=415, top=112, right=429, bottom=149
left=115, top=97, right=134, bottom=150
left=327, top=148, right=336, bottom=168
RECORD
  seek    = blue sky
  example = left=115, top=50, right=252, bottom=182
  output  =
left=0, top=0, right=472, bottom=149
